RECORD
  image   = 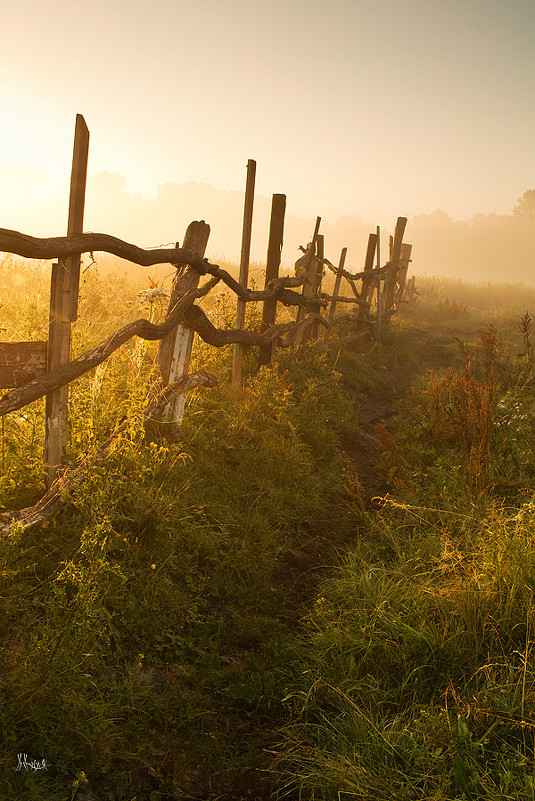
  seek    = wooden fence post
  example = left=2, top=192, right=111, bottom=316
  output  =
left=382, top=216, right=407, bottom=328
left=397, top=243, right=412, bottom=297
left=44, top=114, right=89, bottom=485
left=296, top=216, right=321, bottom=325
left=233, top=159, right=256, bottom=386
left=358, top=233, right=377, bottom=322
left=310, top=234, right=324, bottom=340
left=258, top=193, right=286, bottom=368
left=66, top=114, right=90, bottom=321
left=327, top=247, right=348, bottom=328
left=376, top=226, right=382, bottom=342
left=156, top=220, right=211, bottom=423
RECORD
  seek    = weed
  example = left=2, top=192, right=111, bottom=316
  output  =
left=519, top=311, right=532, bottom=364
left=2, top=259, right=535, bottom=800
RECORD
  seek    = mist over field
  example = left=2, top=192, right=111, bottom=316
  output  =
left=1, top=166, right=534, bottom=284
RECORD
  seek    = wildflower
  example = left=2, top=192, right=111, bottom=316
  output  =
left=72, top=771, right=87, bottom=789
left=137, top=287, right=168, bottom=303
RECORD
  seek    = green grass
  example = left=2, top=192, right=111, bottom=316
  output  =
left=0, top=256, right=369, bottom=799
left=1, top=257, right=535, bottom=799
left=274, top=300, right=535, bottom=800
left=410, top=275, right=535, bottom=339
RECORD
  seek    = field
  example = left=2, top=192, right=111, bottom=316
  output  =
left=1, top=255, right=535, bottom=800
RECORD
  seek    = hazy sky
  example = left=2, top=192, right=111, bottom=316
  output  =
left=1, top=0, right=534, bottom=237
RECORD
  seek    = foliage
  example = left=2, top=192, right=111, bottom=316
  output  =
left=0, top=260, right=363, bottom=799
left=2, top=258, right=535, bottom=799
left=275, top=311, right=535, bottom=800
left=514, top=189, right=535, bottom=221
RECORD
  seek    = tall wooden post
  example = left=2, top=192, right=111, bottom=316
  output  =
left=233, top=159, right=256, bottom=386
left=376, top=226, right=382, bottom=342
left=358, top=233, right=377, bottom=323
left=44, top=114, right=89, bottom=485
left=327, top=247, right=348, bottom=328
left=397, top=243, right=412, bottom=297
left=382, top=216, right=407, bottom=328
left=66, top=114, right=90, bottom=321
left=296, top=216, right=321, bottom=324
left=310, top=234, right=324, bottom=340
left=258, top=193, right=286, bottom=368
left=156, top=221, right=211, bottom=423
left=362, top=233, right=378, bottom=302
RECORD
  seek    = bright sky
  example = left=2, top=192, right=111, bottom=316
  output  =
left=1, top=0, right=534, bottom=235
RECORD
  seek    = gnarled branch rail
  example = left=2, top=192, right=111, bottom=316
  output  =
left=0, top=228, right=202, bottom=267
left=0, top=299, right=333, bottom=417
left=0, top=228, right=327, bottom=311
left=0, top=280, right=215, bottom=416
left=323, top=255, right=395, bottom=283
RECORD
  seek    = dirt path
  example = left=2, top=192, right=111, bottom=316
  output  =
left=347, top=325, right=454, bottom=495
left=152, top=324, right=458, bottom=801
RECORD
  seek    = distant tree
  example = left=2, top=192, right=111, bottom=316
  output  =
left=514, top=189, right=535, bottom=220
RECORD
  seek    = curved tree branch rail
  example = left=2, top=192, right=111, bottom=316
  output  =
left=0, top=228, right=326, bottom=310
left=322, top=255, right=395, bottom=283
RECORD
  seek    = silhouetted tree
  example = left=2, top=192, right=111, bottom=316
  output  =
left=514, top=189, right=535, bottom=220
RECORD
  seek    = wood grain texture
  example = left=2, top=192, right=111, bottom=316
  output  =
left=0, top=342, right=47, bottom=388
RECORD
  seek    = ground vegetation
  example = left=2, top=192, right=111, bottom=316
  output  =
left=1, top=257, right=535, bottom=800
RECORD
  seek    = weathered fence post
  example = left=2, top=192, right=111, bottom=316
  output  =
left=296, top=216, right=321, bottom=327
left=44, top=114, right=89, bottom=485
left=233, top=159, right=256, bottom=386
left=156, top=220, right=211, bottom=423
left=258, top=193, right=286, bottom=368
left=382, top=216, right=407, bottom=328
left=66, top=114, right=90, bottom=322
left=327, top=247, right=348, bottom=330
left=397, top=243, right=412, bottom=298
left=358, top=233, right=378, bottom=322
left=376, top=226, right=382, bottom=342
left=310, top=234, right=324, bottom=340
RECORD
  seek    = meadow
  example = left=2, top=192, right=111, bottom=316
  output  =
left=1, top=255, right=535, bottom=800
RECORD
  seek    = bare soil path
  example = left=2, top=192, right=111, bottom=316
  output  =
left=347, top=325, right=455, bottom=495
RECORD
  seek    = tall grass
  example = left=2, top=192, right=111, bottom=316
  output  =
left=276, top=305, right=535, bottom=800
left=0, top=255, right=368, bottom=799
left=3, top=254, right=535, bottom=799
left=413, top=276, right=535, bottom=338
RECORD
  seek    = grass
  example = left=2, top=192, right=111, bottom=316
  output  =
left=274, top=294, right=535, bottom=800
left=1, top=257, right=535, bottom=799
left=0, top=255, right=368, bottom=799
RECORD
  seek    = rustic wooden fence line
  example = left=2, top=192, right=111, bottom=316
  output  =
left=0, top=114, right=414, bottom=534
left=0, top=218, right=412, bottom=534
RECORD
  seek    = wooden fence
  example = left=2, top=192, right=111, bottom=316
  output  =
left=0, top=114, right=414, bottom=534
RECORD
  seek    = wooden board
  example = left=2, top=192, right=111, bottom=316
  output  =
left=0, top=341, right=47, bottom=388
